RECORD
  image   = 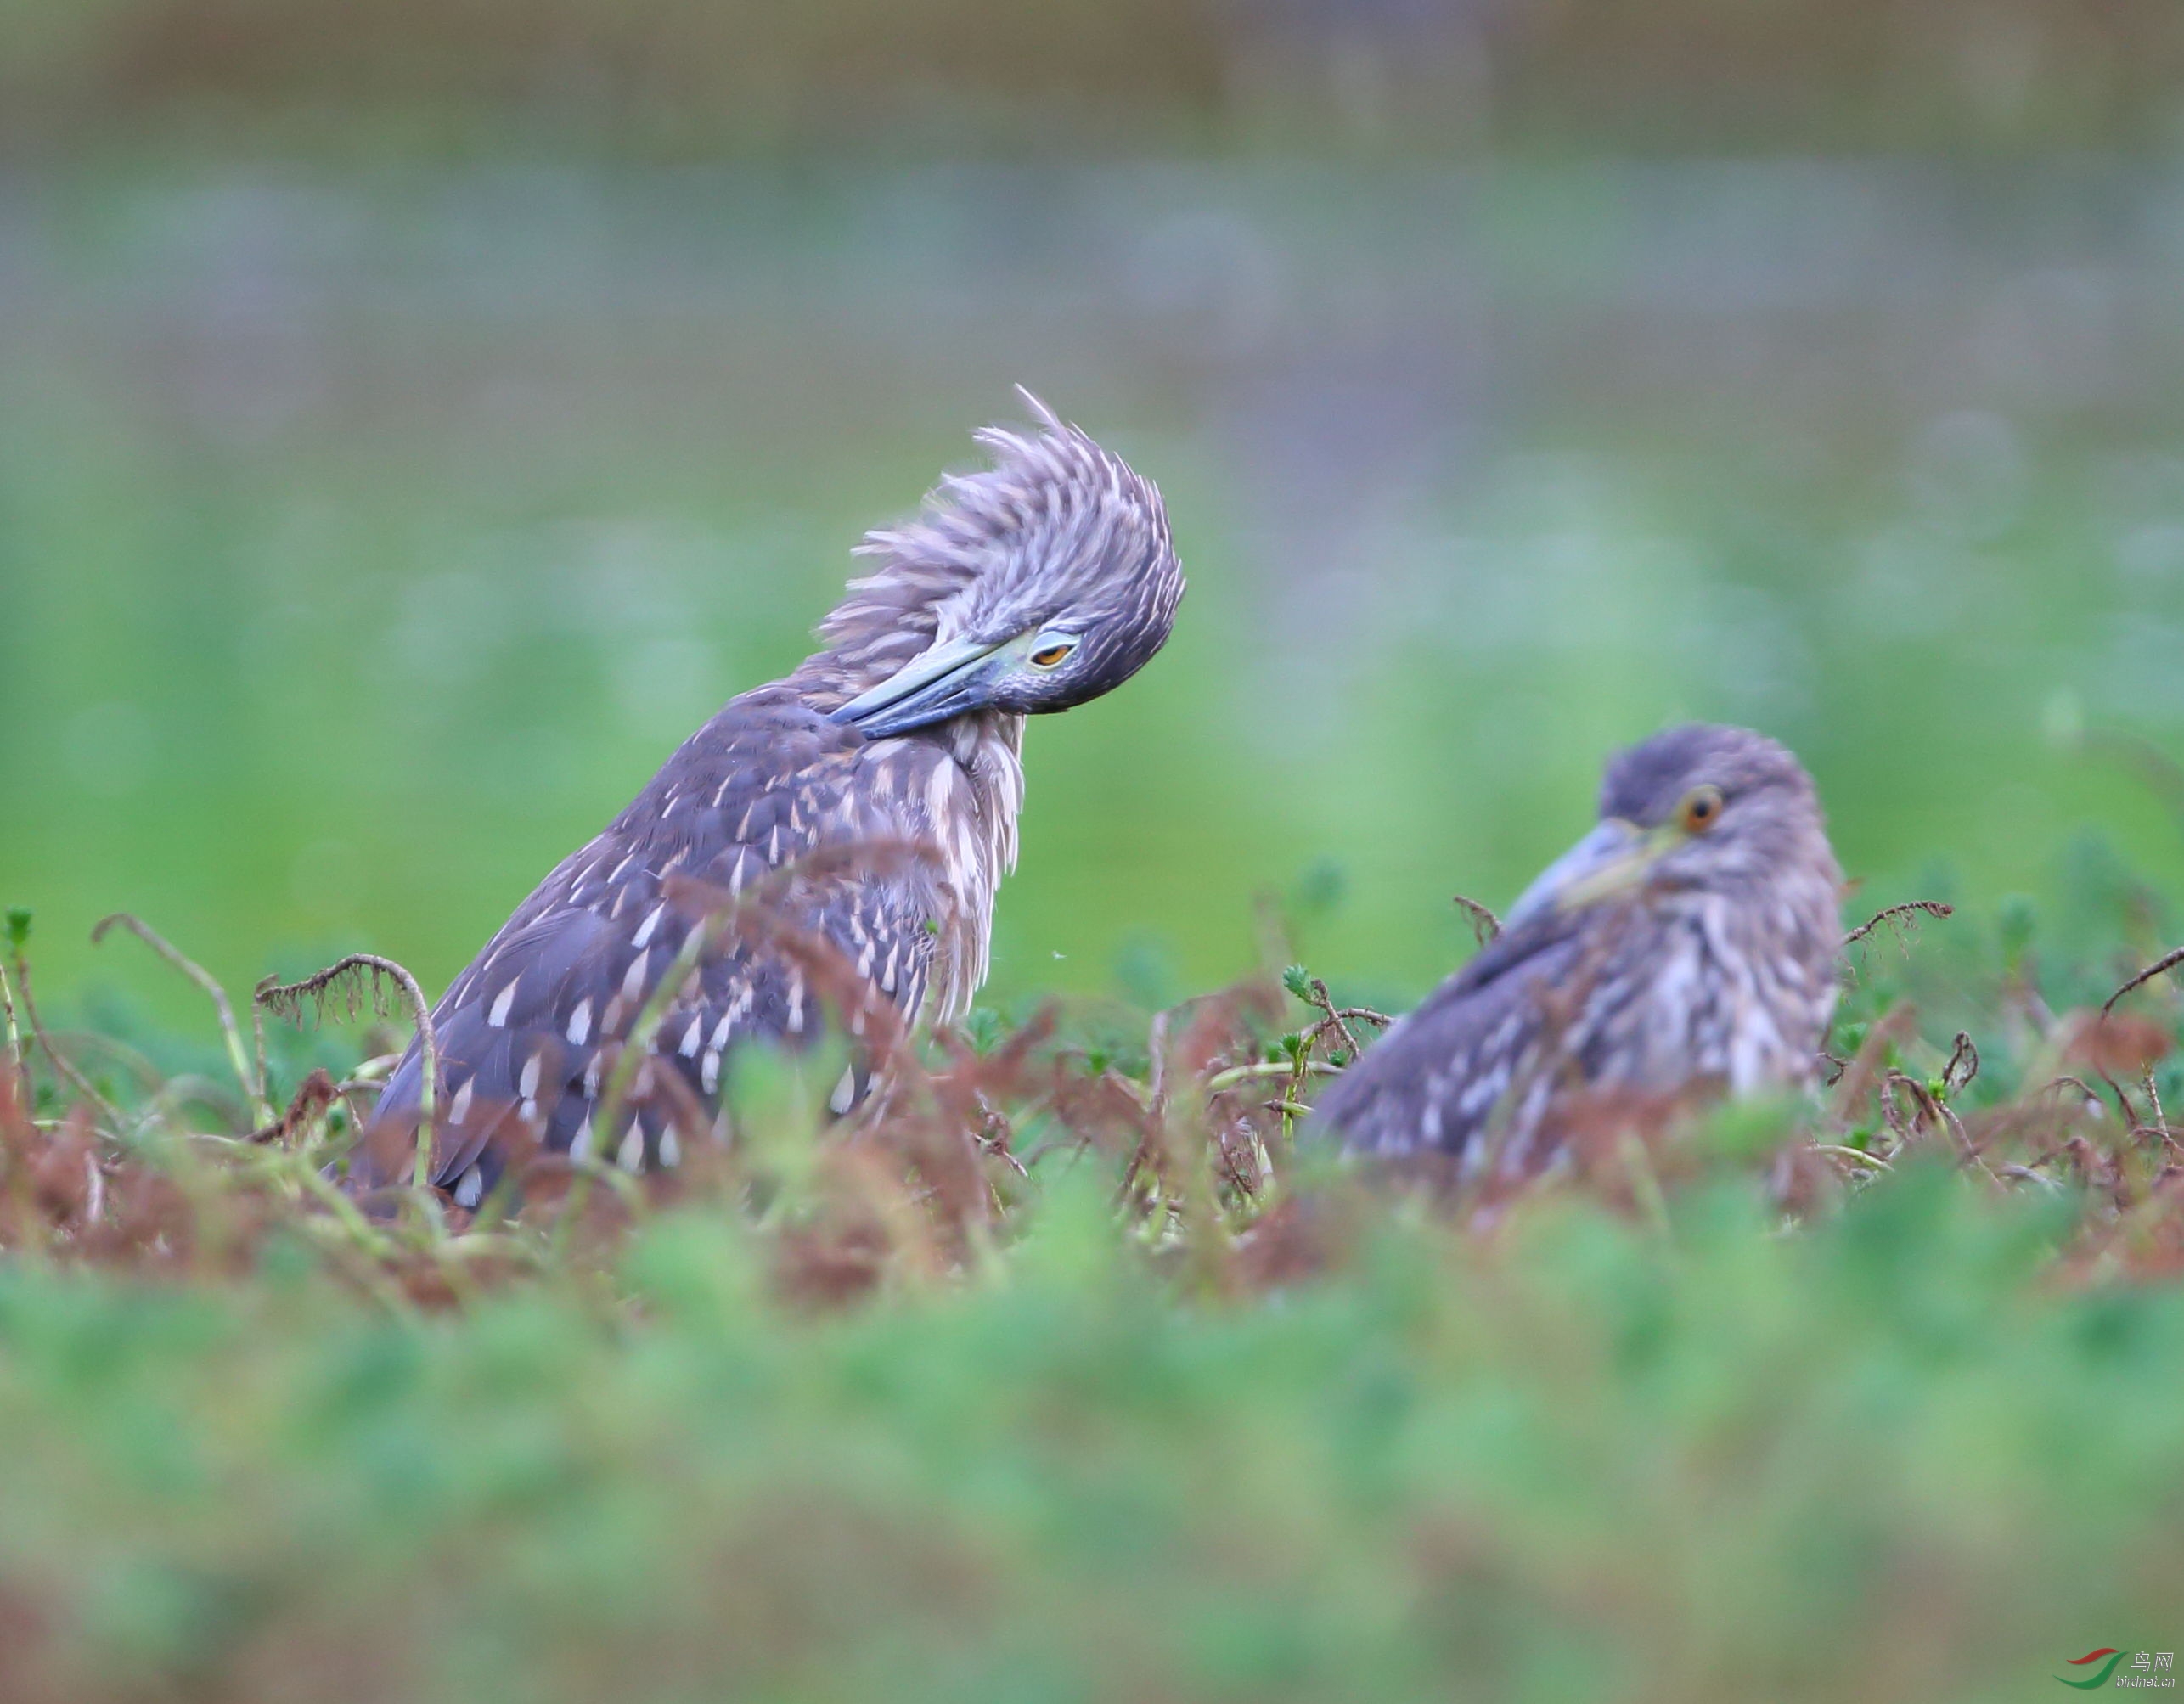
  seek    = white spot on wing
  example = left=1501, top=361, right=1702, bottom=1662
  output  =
left=487, top=979, right=519, bottom=1028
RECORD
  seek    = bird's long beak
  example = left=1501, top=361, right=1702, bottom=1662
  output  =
left=830, top=636, right=1006, bottom=739
left=1502, top=818, right=1671, bottom=930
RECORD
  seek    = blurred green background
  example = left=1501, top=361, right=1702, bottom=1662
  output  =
left=4, top=0, right=2184, bottom=1021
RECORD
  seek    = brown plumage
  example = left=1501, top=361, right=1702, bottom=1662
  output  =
left=1310, top=724, right=1843, bottom=1179
left=359, top=396, right=1183, bottom=1202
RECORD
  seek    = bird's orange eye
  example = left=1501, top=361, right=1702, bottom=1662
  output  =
left=1679, top=785, right=1725, bottom=833
left=1030, top=641, right=1074, bottom=668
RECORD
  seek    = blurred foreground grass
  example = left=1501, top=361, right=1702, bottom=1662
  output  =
left=0, top=886, right=2181, bottom=1701
left=1, top=1164, right=2178, bottom=1703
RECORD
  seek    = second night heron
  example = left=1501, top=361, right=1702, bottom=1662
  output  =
left=361, top=398, right=1183, bottom=1201
left=1311, top=724, right=1843, bottom=1175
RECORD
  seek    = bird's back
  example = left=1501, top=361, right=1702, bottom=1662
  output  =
left=1309, top=908, right=1597, bottom=1172
left=1311, top=888, right=1834, bottom=1176
left=360, top=685, right=1021, bottom=1202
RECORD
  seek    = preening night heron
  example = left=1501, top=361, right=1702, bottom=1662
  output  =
left=1311, top=723, right=1843, bottom=1175
left=360, top=397, right=1183, bottom=1202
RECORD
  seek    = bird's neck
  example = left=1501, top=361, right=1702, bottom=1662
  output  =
left=794, top=637, right=1028, bottom=864
left=934, top=708, right=1027, bottom=886
left=795, top=547, right=982, bottom=715
left=913, top=707, right=1027, bottom=1024
left=785, top=644, right=911, bottom=715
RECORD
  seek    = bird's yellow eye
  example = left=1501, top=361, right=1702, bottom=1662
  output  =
left=1679, top=785, right=1725, bottom=834
left=1030, top=640, right=1075, bottom=668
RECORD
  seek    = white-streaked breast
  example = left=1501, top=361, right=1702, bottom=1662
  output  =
left=861, top=712, right=1026, bottom=1027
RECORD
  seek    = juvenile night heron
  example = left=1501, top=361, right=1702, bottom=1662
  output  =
left=1311, top=724, right=1843, bottom=1175
left=360, top=397, right=1183, bottom=1201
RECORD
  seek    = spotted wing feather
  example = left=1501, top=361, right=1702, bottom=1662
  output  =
left=1312, top=891, right=1836, bottom=1171
left=1306, top=910, right=1596, bottom=1166
left=362, top=689, right=960, bottom=1197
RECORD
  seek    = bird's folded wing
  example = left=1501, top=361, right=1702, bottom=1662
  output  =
left=358, top=695, right=949, bottom=1191
left=1308, top=912, right=1592, bottom=1161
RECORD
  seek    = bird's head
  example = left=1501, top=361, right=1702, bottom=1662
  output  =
left=1502, top=723, right=1839, bottom=930
left=825, top=393, right=1184, bottom=740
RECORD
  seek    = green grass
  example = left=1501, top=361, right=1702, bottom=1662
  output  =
left=0, top=1164, right=2177, bottom=1702
left=1, top=886, right=2181, bottom=1701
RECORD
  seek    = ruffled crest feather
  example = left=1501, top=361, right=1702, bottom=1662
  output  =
left=806, top=389, right=1174, bottom=693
